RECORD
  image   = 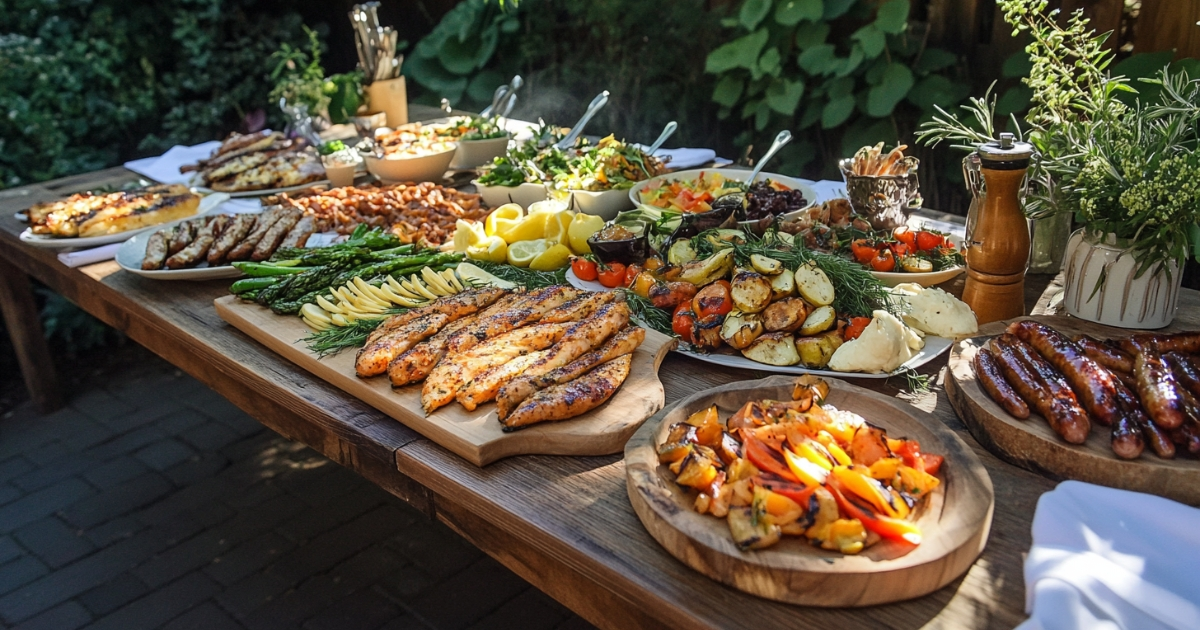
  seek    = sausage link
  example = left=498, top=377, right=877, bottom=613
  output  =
left=992, top=334, right=1091, bottom=444
left=141, top=228, right=170, bottom=270
left=1112, top=375, right=1174, bottom=459
left=1164, top=351, right=1200, bottom=399
left=1169, top=421, right=1200, bottom=456
left=1010, top=321, right=1119, bottom=426
left=168, top=220, right=197, bottom=256
left=1128, top=339, right=1186, bottom=430
left=1121, top=332, right=1200, bottom=356
left=1075, top=334, right=1134, bottom=374
left=974, top=347, right=1030, bottom=419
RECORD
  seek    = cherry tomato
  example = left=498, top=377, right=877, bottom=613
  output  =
left=892, top=227, right=916, bottom=251
left=850, top=239, right=877, bottom=264
left=597, top=262, right=626, bottom=288
left=571, top=257, right=598, bottom=281
left=843, top=316, right=872, bottom=341
left=671, top=303, right=697, bottom=343
left=643, top=256, right=665, bottom=272
left=916, top=230, right=946, bottom=251
left=623, top=263, right=643, bottom=287
left=692, top=281, right=733, bottom=319
left=869, top=248, right=896, bottom=272
left=888, top=242, right=909, bottom=258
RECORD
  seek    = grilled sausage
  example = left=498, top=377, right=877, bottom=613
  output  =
left=168, top=220, right=197, bottom=255
left=1075, top=334, right=1134, bottom=374
left=206, top=214, right=256, bottom=266
left=279, top=215, right=315, bottom=249
left=1112, top=375, right=1173, bottom=459
left=1121, top=332, right=1200, bottom=356
left=1010, top=321, right=1119, bottom=426
left=141, top=228, right=170, bottom=270
left=251, top=208, right=301, bottom=261
left=1164, top=351, right=1200, bottom=399
left=1128, top=339, right=1186, bottom=430
left=1169, top=420, right=1200, bottom=455
left=991, top=334, right=1091, bottom=444
left=974, top=347, right=1030, bottom=419
left=227, top=207, right=283, bottom=261
left=165, top=216, right=225, bottom=269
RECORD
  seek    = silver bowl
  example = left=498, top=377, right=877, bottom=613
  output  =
left=838, top=158, right=922, bottom=229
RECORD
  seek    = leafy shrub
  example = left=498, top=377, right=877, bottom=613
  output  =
left=0, top=0, right=313, bottom=189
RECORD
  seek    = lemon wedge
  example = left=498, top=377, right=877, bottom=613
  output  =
left=542, top=209, right=575, bottom=246
left=529, top=243, right=572, bottom=271
left=497, top=213, right=547, bottom=243
left=485, top=203, right=523, bottom=238
left=567, top=212, right=606, bottom=254
left=466, top=235, right=508, bottom=263
left=528, top=199, right=569, bottom=216
left=451, top=220, right=486, bottom=253
left=506, top=239, right=549, bottom=267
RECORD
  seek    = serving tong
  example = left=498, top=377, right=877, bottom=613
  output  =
left=480, top=75, right=524, bottom=119
left=554, top=91, right=610, bottom=151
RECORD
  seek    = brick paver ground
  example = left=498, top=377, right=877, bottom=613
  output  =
left=0, top=348, right=596, bottom=630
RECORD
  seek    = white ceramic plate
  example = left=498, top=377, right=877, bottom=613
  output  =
left=627, top=168, right=819, bottom=209
left=565, top=268, right=950, bottom=379
left=869, top=234, right=966, bottom=288
left=192, top=180, right=330, bottom=198
left=114, top=210, right=259, bottom=280
left=19, top=193, right=230, bottom=250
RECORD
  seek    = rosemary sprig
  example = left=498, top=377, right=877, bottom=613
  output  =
left=301, top=315, right=395, bottom=357
left=620, top=289, right=674, bottom=337
left=889, top=367, right=932, bottom=395
left=469, top=261, right=567, bottom=289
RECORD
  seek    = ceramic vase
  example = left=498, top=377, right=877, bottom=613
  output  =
left=1062, top=229, right=1182, bottom=329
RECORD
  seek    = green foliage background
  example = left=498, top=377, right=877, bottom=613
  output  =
left=0, top=0, right=313, bottom=189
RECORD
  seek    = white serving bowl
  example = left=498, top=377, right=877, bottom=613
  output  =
left=472, top=180, right=549, bottom=208
left=567, top=188, right=636, bottom=221
left=364, top=146, right=457, bottom=184
left=449, top=136, right=512, bottom=170
left=628, top=167, right=818, bottom=208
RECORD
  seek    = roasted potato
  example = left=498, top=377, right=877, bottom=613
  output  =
left=741, top=331, right=801, bottom=366
left=901, top=256, right=933, bottom=273
left=769, top=269, right=795, bottom=301
left=795, top=331, right=844, bottom=368
left=762, top=297, right=811, bottom=333
left=680, top=249, right=734, bottom=286
left=668, top=239, right=698, bottom=266
left=720, top=311, right=764, bottom=349
left=730, top=269, right=773, bottom=313
left=691, top=313, right=725, bottom=350
left=794, top=261, right=835, bottom=306
left=798, top=305, right=836, bottom=336
left=750, top=254, right=783, bottom=275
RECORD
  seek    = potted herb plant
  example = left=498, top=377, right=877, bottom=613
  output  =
left=919, top=0, right=1200, bottom=328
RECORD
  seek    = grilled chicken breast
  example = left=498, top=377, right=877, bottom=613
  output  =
left=502, top=354, right=633, bottom=430
left=539, top=291, right=619, bottom=324
left=497, top=326, right=645, bottom=419
left=422, top=322, right=569, bottom=414
left=355, top=313, right=449, bottom=377
left=457, top=350, right=551, bottom=411
left=366, top=288, right=506, bottom=347
left=444, top=285, right=579, bottom=356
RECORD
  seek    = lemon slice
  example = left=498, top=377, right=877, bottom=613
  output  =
left=451, top=220, right=486, bottom=253
left=506, top=238, right=549, bottom=268
left=567, top=212, right=605, bottom=254
left=529, top=243, right=573, bottom=271
left=484, top=203, right=523, bottom=238
left=542, top=209, right=574, bottom=246
left=497, top=213, right=547, bottom=243
left=466, top=235, right=508, bottom=263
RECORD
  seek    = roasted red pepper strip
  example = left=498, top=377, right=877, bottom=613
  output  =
left=827, top=479, right=922, bottom=545
left=752, top=476, right=817, bottom=506
left=742, top=434, right=800, bottom=484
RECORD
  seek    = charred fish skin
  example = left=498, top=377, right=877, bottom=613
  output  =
left=502, top=354, right=633, bottom=431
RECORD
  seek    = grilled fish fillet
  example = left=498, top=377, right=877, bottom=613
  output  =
left=498, top=326, right=645, bottom=419
left=366, top=288, right=505, bottom=346
left=457, top=350, right=551, bottom=411
left=444, top=285, right=579, bottom=356
left=502, top=354, right=633, bottom=430
left=387, top=293, right=525, bottom=387
left=355, top=313, right=449, bottom=377
left=422, top=323, right=569, bottom=414
left=540, top=291, right=619, bottom=324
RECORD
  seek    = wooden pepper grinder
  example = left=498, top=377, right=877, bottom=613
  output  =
left=962, top=133, right=1034, bottom=324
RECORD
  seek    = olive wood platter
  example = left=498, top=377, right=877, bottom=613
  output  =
left=215, top=295, right=676, bottom=466
left=946, top=315, right=1200, bottom=506
left=625, top=375, right=994, bottom=607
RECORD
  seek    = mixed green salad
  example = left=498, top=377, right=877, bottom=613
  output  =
left=477, top=126, right=666, bottom=191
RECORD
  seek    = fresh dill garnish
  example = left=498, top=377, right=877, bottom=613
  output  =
left=468, top=261, right=567, bottom=289
left=620, top=289, right=674, bottom=337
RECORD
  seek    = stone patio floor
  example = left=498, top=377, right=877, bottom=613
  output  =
left=0, top=347, right=596, bottom=630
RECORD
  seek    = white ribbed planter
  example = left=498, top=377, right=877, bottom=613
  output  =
left=1062, top=229, right=1182, bottom=329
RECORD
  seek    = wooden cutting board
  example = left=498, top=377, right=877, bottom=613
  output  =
left=625, top=375, right=993, bottom=607
left=946, top=315, right=1200, bottom=506
left=214, top=295, right=676, bottom=466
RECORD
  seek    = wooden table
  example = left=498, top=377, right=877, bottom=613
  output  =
left=4, top=160, right=1195, bottom=629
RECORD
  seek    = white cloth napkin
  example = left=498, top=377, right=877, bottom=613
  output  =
left=123, top=141, right=222, bottom=185
left=1018, top=481, right=1200, bottom=630
left=649, top=147, right=719, bottom=170
left=808, top=179, right=846, bottom=204
left=57, top=243, right=122, bottom=268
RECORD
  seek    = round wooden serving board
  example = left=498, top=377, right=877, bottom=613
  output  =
left=624, top=375, right=994, bottom=607
left=946, top=315, right=1200, bottom=506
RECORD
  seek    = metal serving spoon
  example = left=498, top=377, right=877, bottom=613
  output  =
left=554, top=91, right=609, bottom=151
left=747, top=129, right=792, bottom=185
left=644, top=121, right=678, bottom=157
left=480, top=75, right=523, bottom=119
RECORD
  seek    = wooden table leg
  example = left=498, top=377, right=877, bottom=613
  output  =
left=0, top=257, right=63, bottom=413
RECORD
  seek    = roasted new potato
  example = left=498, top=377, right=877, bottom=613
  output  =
left=680, top=249, right=734, bottom=286
left=668, top=239, right=698, bottom=266
left=741, top=331, right=801, bottom=366
left=769, top=269, right=795, bottom=301
left=795, top=331, right=844, bottom=368
left=794, top=261, right=835, bottom=306
left=798, top=305, right=836, bottom=336
left=691, top=313, right=725, bottom=350
left=750, top=254, right=783, bottom=275
left=720, top=311, right=764, bottom=349
left=730, top=269, right=773, bottom=313
left=762, top=297, right=811, bottom=333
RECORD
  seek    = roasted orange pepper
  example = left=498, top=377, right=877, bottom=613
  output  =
left=831, top=465, right=910, bottom=519
left=827, top=478, right=922, bottom=545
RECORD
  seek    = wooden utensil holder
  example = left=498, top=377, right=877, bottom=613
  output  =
left=366, top=76, right=408, bottom=128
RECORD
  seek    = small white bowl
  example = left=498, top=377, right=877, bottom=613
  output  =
left=568, top=188, right=635, bottom=221
left=449, top=136, right=512, bottom=170
left=364, top=146, right=457, bottom=184
left=472, top=180, right=549, bottom=208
